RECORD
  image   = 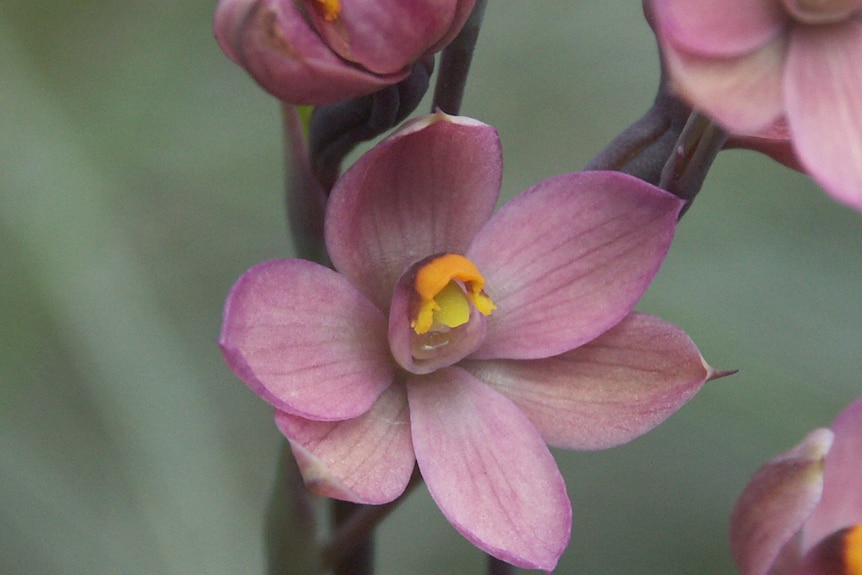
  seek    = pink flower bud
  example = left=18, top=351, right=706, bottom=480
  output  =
left=214, top=0, right=476, bottom=105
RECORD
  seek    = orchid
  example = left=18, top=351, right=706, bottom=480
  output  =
left=219, top=111, right=715, bottom=570
left=214, top=0, right=475, bottom=105
left=730, top=395, right=862, bottom=575
left=648, top=0, right=862, bottom=211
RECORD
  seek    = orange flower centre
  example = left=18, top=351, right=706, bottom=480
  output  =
left=411, top=254, right=496, bottom=335
left=847, top=524, right=862, bottom=575
left=314, top=0, right=341, bottom=22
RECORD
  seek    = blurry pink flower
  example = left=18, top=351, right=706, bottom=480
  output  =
left=649, top=0, right=862, bottom=211
left=214, top=0, right=475, bottom=104
left=730, top=395, right=862, bottom=575
left=220, top=112, right=714, bottom=570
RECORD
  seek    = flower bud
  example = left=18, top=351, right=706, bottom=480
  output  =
left=214, top=0, right=476, bottom=105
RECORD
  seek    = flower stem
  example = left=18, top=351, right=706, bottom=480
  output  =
left=431, top=0, right=489, bottom=114
left=331, top=501, right=375, bottom=575
left=265, top=441, right=320, bottom=575
left=320, top=467, right=423, bottom=573
left=486, top=554, right=514, bottom=575
left=658, top=110, right=728, bottom=211
left=584, top=78, right=727, bottom=214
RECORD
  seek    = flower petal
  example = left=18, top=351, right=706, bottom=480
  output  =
left=729, top=428, right=833, bottom=575
left=213, top=0, right=405, bottom=105
left=462, top=313, right=710, bottom=450
left=325, top=112, right=501, bottom=311
left=467, top=171, right=683, bottom=360
left=219, top=259, right=395, bottom=421
left=661, top=34, right=786, bottom=134
left=303, top=0, right=460, bottom=75
left=785, top=20, right=862, bottom=212
left=651, top=0, right=787, bottom=57
left=407, top=367, right=571, bottom=571
left=803, top=395, right=862, bottom=551
left=275, top=384, right=414, bottom=504
left=724, top=117, right=806, bottom=173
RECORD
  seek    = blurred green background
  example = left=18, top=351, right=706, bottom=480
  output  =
left=2, top=1, right=861, bottom=573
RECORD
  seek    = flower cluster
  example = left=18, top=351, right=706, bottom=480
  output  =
left=220, top=112, right=714, bottom=569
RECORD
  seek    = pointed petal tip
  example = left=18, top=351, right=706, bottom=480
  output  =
left=707, top=366, right=739, bottom=381
left=285, top=437, right=367, bottom=503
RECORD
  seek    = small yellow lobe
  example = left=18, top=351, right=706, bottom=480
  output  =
left=845, top=524, right=862, bottom=575
left=315, top=0, right=341, bottom=22
left=411, top=254, right=496, bottom=335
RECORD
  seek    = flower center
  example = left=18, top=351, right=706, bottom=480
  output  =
left=802, top=524, right=862, bottom=574
left=783, top=0, right=859, bottom=24
left=411, top=253, right=496, bottom=335
left=847, top=525, right=862, bottom=575
left=313, top=0, right=341, bottom=22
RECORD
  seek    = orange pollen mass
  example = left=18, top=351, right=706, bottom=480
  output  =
left=411, top=254, right=496, bottom=335
left=846, top=524, right=862, bottom=575
left=314, top=0, right=341, bottom=22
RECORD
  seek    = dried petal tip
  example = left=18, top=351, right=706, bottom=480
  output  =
left=708, top=367, right=739, bottom=381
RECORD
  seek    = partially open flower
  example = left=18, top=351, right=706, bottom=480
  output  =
left=648, top=0, right=862, bottom=211
left=220, top=112, right=715, bottom=570
left=214, top=0, right=476, bottom=104
left=730, top=395, right=862, bottom=575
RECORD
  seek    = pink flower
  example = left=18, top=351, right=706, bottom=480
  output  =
left=214, top=0, right=475, bottom=105
left=219, top=112, right=714, bottom=570
left=649, top=0, right=862, bottom=211
left=730, top=395, right=862, bottom=575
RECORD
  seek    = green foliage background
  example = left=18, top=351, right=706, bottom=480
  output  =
left=2, top=2, right=861, bottom=573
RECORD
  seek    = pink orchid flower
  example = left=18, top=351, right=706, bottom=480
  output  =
left=648, top=0, right=862, bottom=212
left=219, top=112, right=714, bottom=570
left=214, top=0, right=475, bottom=105
left=730, top=395, right=862, bottom=575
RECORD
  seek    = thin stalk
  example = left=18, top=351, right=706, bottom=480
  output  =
left=658, top=110, right=728, bottom=205
left=320, top=468, right=423, bottom=573
left=486, top=554, right=515, bottom=575
left=431, top=0, right=489, bottom=114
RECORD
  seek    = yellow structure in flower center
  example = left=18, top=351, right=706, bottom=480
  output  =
left=411, top=254, right=496, bottom=335
left=314, top=0, right=341, bottom=21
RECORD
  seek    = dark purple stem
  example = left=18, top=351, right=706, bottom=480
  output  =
left=487, top=554, right=515, bottom=575
left=431, top=0, right=489, bottom=114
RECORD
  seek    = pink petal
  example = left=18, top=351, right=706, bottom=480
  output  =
left=462, top=313, right=710, bottom=450
left=275, top=384, right=415, bottom=504
left=729, top=428, right=833, bottom=575
left=785, top=20, right=862, bottom=212
left=325, top=113, right=501, bottom=311
left=303, top=0, right=459, bottom=75
left=661, top=34, right=787, bottom=134
left=407, top=367, right=571, bottom=571
left=802, top=395, right=862, bottom=551
left=467, top=171, right=683, bottom=361
left=213, top=0, right=405, bottom=105
left=219, top=259, right=395, bottom=420
left=725, top=117, right=806, bottom=172
left=652, top=0, right=787, bottom=57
